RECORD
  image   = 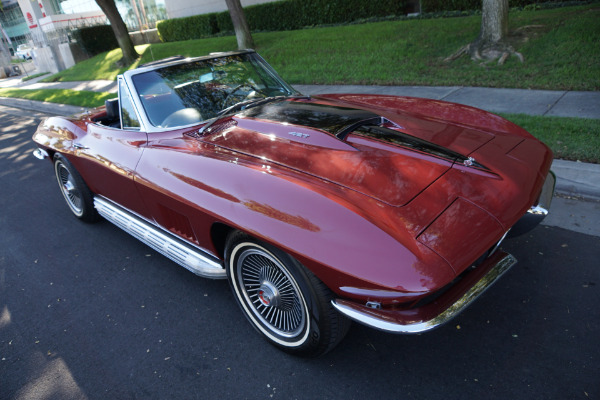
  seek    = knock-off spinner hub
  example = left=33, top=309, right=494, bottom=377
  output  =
left=258, top=281, right=280, bottom=307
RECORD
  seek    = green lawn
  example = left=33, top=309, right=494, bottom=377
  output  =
left=43, top=4, right=600, bottom=90
left=501, top=114, right=600, bottom=164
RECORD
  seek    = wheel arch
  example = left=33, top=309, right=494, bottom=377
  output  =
left=210, top=222, right=235, bottom=260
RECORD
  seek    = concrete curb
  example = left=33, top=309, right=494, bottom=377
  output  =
left=0, top=97, right=87, bottom=116
left=551, top=159, right=600, bottom=202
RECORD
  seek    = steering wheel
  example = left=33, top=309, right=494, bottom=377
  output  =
left=220, top=84, right=261, bottom=109
left=161, top=108, right=203, bottom=128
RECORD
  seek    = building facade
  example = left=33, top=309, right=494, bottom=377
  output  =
left=4, top=0, right=278, bottom=73
left=0, top=0, right=31, bottom=51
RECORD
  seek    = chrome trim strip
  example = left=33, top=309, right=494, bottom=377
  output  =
left=331, top=253, right=517, bottom=334
left=32, top=148, right=49, bottom=160
left=489, top=229, right=510, bottom=256
left=118, top=76, right=148, bottom=132
left=94, top=196, right=226, bottom=279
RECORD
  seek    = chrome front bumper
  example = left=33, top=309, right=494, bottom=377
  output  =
left=332, top=171, right=554, bottom=333
left=32, top=147, right=49, bottom=160
left=509, top=170, right=556, bottom=237
left=332, top=252, right=517, bottom=334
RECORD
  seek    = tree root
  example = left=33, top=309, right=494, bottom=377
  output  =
left=514, top=24, right=545, bottom=32
left=444, top=44, right=472, bottom=62
left=445, top=39, right=524, bottom=65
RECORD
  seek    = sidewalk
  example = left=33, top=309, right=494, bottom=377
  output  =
left=1, top=75, right=599, bottom=201
left=295, top=85, right=600, bottom=120
left=1, top=74, right=599, bottom=119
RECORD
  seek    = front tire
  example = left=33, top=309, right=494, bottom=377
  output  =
left=54, top=154, right=99, bottom=222
left=225, top=232, right=350, bottom=357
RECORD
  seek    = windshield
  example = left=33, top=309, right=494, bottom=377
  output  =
left=131, top=53, right=299, bottom=128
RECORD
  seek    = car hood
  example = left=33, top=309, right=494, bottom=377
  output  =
left=200, top=97, right=497, bottom=206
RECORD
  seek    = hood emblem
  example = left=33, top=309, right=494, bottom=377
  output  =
left=288, top=131, right=310, bottom=139
left=463, top=157, right=476, bottom=167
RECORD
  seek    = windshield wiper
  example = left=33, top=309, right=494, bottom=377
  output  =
left=216, top=95, right=310, bottom=117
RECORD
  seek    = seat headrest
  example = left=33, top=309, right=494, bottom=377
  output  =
left=105, top=98, right=119, bottom=120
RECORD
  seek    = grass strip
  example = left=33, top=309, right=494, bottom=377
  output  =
left=42, top=4, right=600, bottom=90
left=21, top=72, right=49, bottom=82
left=0, top=88, right=114, bottom=108
left=500, top=113, right=600, bottom=164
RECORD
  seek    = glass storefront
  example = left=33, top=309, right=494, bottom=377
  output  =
left=56, top=0, right=167, bottom=30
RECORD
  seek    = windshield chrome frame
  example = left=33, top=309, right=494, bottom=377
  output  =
left=119, top=50, right=299, bottom=133
left=117, top=75, right=146, bottom=131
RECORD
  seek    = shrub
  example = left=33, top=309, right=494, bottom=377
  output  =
left=245, top=0, right=408, bottom=31
left=72, top=25, right=119, bottom=56
left=158, top=0, right=408, bottom=42
left=157, top=13, right=218, bottom=42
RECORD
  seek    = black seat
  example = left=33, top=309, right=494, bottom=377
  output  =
left=105, top=98, right=120, bottom=121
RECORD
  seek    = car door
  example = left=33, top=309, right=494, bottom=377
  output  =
left=72, top=77, right=150, bottom=217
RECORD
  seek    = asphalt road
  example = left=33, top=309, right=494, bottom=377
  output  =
left=1, top=108, right=598, bottom=400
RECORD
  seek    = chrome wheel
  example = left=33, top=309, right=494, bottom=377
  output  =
left=53, top=154, right=99, bottom=222
left=226, top=232, right=351, bottom=356
left=236, top=247, right=307, bottom=338
left=56, top=160, right=83, bottom=216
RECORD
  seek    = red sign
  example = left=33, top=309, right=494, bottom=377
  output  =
left=26, top=12, right=33, bottom=25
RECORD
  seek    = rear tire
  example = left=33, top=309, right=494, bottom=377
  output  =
left=225, top=232, right=350, bottom=357
left=54, top=154, right=99, bottom=223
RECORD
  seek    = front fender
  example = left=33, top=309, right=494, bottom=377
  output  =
left=134, top=138, right=455, bottom=304
left=32, top=117, right=85, bottom=155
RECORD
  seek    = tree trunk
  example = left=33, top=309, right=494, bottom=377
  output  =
left=445, top=0, right=522, bottom=64
left=95, top=0, right=139, bottom=65
left=480, top=0, right=509, bottom=44
left=225, top=0, right=255, bottom=50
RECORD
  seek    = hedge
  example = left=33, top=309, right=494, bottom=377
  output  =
left=156, top=13, right=218, bottom=42
left=421, top=0, right=569, bottom=13
left=157, top=0, right=408, bottom=42
left=157, top=0, right=583, bottom=43
left=72, top=25, right=119, bottom=56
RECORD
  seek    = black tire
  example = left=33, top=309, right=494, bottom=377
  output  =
left=53, top=154, right=99, bottom=223
left=225, top=232, right=350, bottom=357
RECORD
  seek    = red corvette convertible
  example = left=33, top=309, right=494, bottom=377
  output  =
left=32, top=50, right=555, bottom=356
